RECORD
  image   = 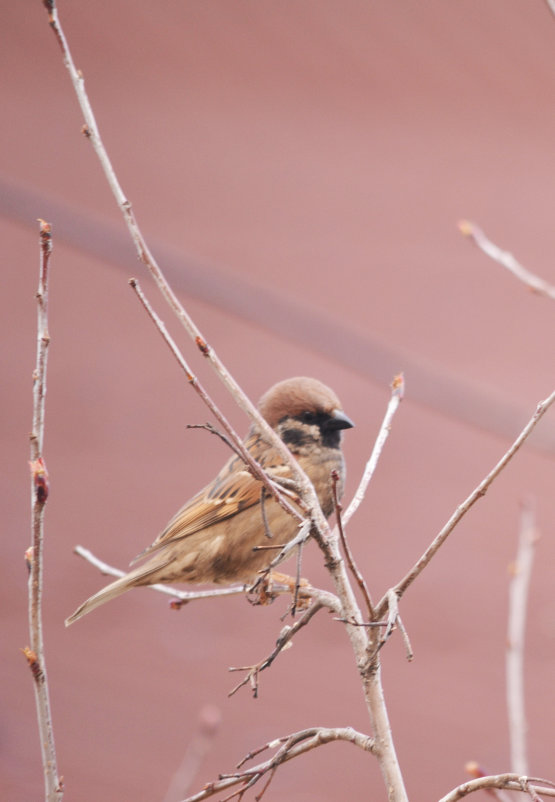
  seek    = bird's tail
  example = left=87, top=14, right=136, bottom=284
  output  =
left=65, top=574, right=136, bottom=626
left=65, top=557, right=170, bottom=626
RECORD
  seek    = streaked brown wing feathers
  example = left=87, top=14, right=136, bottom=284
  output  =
left=133, top=434, right=288, bottom=561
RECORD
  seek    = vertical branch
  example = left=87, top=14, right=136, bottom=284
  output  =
left=331, top=373, right=404, bottom=621
left=363, top=662, right=407, bottom=802
left=331, top=471, right=374, bottom=619
left=25, top=219, right=63, bottom=801
left=30, top=221, right=51, bottom=464
left=310, top=523, right=409, bottom=801
left=506, top=499, right=537, bottom=775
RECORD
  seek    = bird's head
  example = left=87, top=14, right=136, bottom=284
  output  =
left=258, top=377, right=354, bottom=451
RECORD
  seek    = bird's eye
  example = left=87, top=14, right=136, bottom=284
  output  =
left=301, top=411, right=317, bottom=424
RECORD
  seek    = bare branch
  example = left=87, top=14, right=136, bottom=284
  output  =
left=341, top=373, right=404, bottom=529
left=179, top=727, right=374, bottom=802
left=250, top=520, right=312, bottom=591
left=77, top=534, right=340, bottom=700
left=187, top=423, right=245, bottom=460
left=394, top=610, right=414, bottom=662
left=290, top=539, right=305, bottom=616
left=465, top=763, right=513, bottom=802
left=439, top=774, right=555, bottom=802
left=228, top=600, right=326, bottom=698
left=259, top=487, right=273, bottom=539
left=507, top=500, right=538, bottom=775
left=73, top=545, right=247, bottom=606
left=376, top=589, right=413, bottom=660
left=129, top=278, right=304, bottom=525
left=459, top=221, right=555, bottom=302
left=521, top=777, right=544, bottom=802
left=26, top=219, right=63, bottom=801
left=332, top=471, right=374, bottom=619
left=375, top=390, right=555, bottom=619
left=546, top=0, right=555, bottom=18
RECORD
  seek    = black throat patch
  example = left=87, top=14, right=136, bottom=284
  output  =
left=280, top=413, right=342, bottom=451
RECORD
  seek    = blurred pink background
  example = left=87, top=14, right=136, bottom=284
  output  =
left=2, top=2, right=555, bottom=800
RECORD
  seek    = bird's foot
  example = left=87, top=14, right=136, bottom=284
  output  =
left=247, top=571, right=311, bottom=612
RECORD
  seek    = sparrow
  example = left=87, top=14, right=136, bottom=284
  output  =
left=65, top=377, right=354, bottom=626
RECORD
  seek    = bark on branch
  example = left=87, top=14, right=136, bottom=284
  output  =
left=26, top=219, right=63, bottom=801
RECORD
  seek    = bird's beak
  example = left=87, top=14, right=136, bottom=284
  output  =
left=327, top=409, right=355, bottom=430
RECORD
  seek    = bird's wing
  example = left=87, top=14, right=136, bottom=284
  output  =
left=132, top=433, right=290, bottom=561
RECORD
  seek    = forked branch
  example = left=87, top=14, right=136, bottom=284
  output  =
left=332, top=471, right=374, bottom=619
left=180, top=727, right=374, bottom=802
left=228, top=597, right=332, bottom=698
left=439, top=774, right=555, bottom=802
left=341, top=373, right=404, bottom=529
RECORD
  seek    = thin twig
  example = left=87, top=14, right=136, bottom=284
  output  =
left=129, top=278, right=304, bottom=525
left=179, top=727, right=374, bottom=802
left=439, top=774, right=555, bottom=802
left=380, top=588, right=400, bottom=645
left=507, top=500, right=538, bottom=775
left=520, top=777, right=544, bottom=802
left=546, top=0, right=555, bottom=18
left=259, top=488, right=273, bottom=539
left=341, top=373, right=404, bottom=529
left=25, top=219, right=63, bottom=801
left=187, top=423, right=245, bottom=461
left=372, top=589, right=413, bottom=661
left=334, top=619, right=388, bottom=627
left=227, top=600, right=326, bottom=698
left=250, top=520, right=313, bottom=591
left=73, top=545, right=247, bottom=605
left=332, top=471, right=374, bottom=619
left=375, top=390, right=555, bottom=619
left=459, top=221, right=555, bottom=302
left=291, top=540, right=304, bottom=616
left=395, top=612, right=414, bottom=662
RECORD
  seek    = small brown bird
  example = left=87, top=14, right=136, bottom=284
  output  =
left=65, top=377, right=353, bottom=626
